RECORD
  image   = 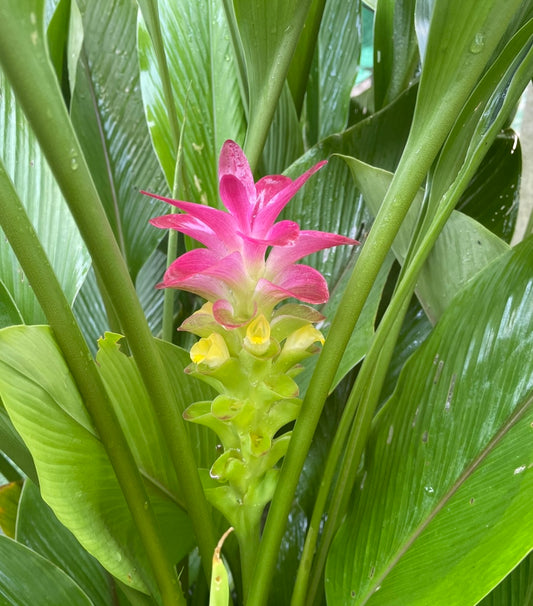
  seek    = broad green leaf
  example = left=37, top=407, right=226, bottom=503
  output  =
left=305, top=0, right=361, bottom=145
left=479, top=552, right=533, bottom=606
left=326, top=236, right=533, bottom=606
left=17, top=480, right=114, bottom=606
left=379, top=294, right=432, bottom=406
left=0, top=481, right=21, bottom=538
left=270, top=379, right=353, bottom=605
left=285, top=83, right=419, bottom=278
left=296, top=250, right=393, bottom=397
left=373, top=0, right=418, bottom=109
left=0, top=536, right=92, bottom=606
left=343, top=157, right=509, bottom=322
left=413, top=0, right=432, bottom=64
left=135, top=246, right=166, bottom=338
left=95, top=332, right=216, bottom=497
left=70, top=0, right=168, bottom=280
left=156, top=339, right=218, bottom=471
left=0, top=70, right=90, bottom=324
left=0, top=453, right=20, bottom=484
left=0, top=325, right=195, bottom=592
left=138, top=0, right=246, bottom=201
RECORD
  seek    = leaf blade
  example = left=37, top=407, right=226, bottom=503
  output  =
left=326, top=236, right=533, bottom=605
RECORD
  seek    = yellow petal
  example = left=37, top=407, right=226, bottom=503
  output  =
left=190, top=333, right=230, bottom=368
left=284, top=324, right=325, bottom=352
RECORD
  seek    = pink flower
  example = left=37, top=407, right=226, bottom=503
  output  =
left=146, top=140, right=357, bottom=327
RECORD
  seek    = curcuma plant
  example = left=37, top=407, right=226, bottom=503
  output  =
left=0, top=1, right=532, bottom=606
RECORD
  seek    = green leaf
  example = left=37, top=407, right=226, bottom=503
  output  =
left=72, top=267, right=108, bottom=354
left=135, top=246, right=166, bottom=338
left=287, top=0, right=326, bottom=116
left=155, top=339, right=218, bottom=471
left=373, top=0, right=418, bottom=109
left=269, top=382, right=349, bottom=605
left=70, top=0, right=168, bottom=280
left=478, top=552, right=533, bottom=605
left=342, top=157, right=509, bottom=322
left=296, top=251, right=394, bottom=397
left=0, top=325, right=197, bottom=592
left=46, top=0, right=70, bottom=88
left=326, top=236, right=533, bottom=606
left=16, top=480, right=114, bottom=606
left=305, top=0, right=361, bottom=144
left=0, top=70, right=90, bottom=324
left=137, top=0, right=246, bottom=200
left=95, top=332, right=216, bottom=498
left=379, top=295, right=432, bottom=406
left=0, top=536, right=92, bottom=606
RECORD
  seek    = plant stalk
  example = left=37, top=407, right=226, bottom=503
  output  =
left=0, top=3, right=216, bottom=579
left=0, top=163, right=185, bottom=606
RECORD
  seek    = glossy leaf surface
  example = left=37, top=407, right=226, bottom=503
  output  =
left=0, top=326, right=205, bottom=592
left=373, top=0, right=418, bottom=109
left=0, top=70, right=90, bottom=324
left=232, top=0, right=311, bottom=168
left=344, top=157, right=509, bottom=322
left=305, top=0, right=361, bottom=144
left=0, top=280, right=22, bottom=329
left=478, top=552, right=533, bottom=606
left=70, top=0, right=168, bottom=280
left=17, top=480, right=114, bottom=606
left=138, top=0, right=245, bottom=200
left=0, top=536, right=92, bottom=606
left=326, top=236, right=533, bottom=605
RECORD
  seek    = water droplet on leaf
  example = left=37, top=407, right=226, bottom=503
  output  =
left=470, top=32, right=485, bottom=54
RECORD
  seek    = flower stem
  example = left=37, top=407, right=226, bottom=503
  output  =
left=238, top=526, right=261, bottom=602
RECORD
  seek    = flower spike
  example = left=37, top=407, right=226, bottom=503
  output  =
left=148, top=140, right=358, bottom=547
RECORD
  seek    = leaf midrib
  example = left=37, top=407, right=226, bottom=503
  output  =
left=360, top=388, right=533, bottom=604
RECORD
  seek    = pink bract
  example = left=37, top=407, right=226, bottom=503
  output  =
left=146, top=140, right=357, bottom=327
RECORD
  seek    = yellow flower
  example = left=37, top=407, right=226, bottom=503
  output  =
left=244, top=314, right=271, bottom=355
left=283, top=324, right=324, bottom=353
left=190, top=333, right=230, bottom=368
